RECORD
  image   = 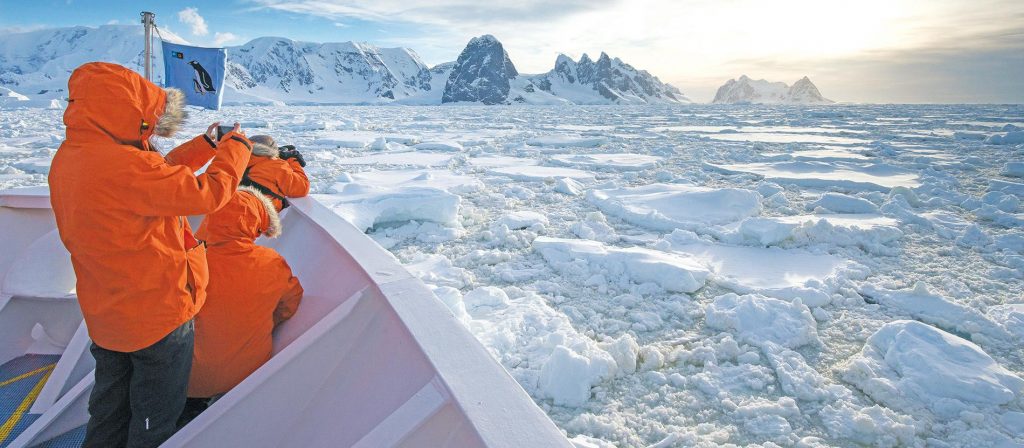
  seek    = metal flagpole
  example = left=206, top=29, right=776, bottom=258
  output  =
left=141, top=11, right=156, bottom=81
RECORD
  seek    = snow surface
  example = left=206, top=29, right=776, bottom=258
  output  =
left=3, top=103, right=1024, bottom=447
left=588, top=183, right=762, bottom=231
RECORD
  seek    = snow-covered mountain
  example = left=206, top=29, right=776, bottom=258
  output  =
left=0, top=25, right=187, bottom=99
left=712, top=75, right=833, bottom=104
left=440, top=36, right=689, bottom=105
left=0, top=25, right=688, bottom=106
left=225, top=37, right=434, bottom=104
left=518, top=53, right=689, bottom=104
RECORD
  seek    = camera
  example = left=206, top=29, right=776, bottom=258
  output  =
left=215, top=125, right=234, bottom=140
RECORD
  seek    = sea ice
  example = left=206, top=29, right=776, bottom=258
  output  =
left=497, top=211, right=549, bottom=230
left=661, top=237, right=865, bottom=306
left=722, top=214, right=902, bottom=252
left=331, top=150, right=457, bottom=167
left=985, top=130, right=1024, bottom=145
left=533, top=237, right=710, bottom=293
left=843, top=320, right=1024, bottom=417
left=526, top=135, right=606, bottom=148
left=317, top=179, right=462, bottom=232
left=807, top=192, right=879, bottom=214
left=549, top=154, right=662, bottom=171
left=710, top=161, right=921, bottom=191
left=861, top=282, right=1012, bottom=342
left=703, top=132, right=869, bottom=145
left=414, top=140, right=464, bottom=152
left=588, top=183, right=761, bottom=231
left=986, top=304, right=1024, bottom=340
left=1003, top=162, right=1024, bottom=178
left=705, top=293, right=820, bottom=348
left=489, top=165, right=596, bottom=182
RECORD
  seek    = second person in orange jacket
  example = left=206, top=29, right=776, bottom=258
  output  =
left=242, top=134, right=309, bottom=211
left=183, top=186, right=303, bottom=420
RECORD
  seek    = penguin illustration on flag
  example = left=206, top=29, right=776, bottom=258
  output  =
left=189, top=60, right=216, bottom=95
left=162, top=40, right=226, bottom=110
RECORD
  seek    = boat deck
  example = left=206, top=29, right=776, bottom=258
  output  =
left=0, top=355, right=83, bottom=448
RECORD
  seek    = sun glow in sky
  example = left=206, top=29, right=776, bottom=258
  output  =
left=2, top=0, right=1022, bottom=103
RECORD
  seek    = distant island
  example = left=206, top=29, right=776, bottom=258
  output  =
left=713, top=75, right=833, bottom=104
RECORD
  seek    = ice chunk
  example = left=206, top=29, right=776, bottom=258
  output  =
left=724, top=214, right=902, bottom=252
left=334, top=151, right=457, bottom=167
left=710, top=161, right=921, bottom=192
left=313, top=130, right=379, bottom=148
left=762, top=342, right=832, bottom=401
left=317, top=184, right=460, bottom=231
left=808, top=193, right=879, bottom=214
left=404, top=254, right=474, bottom=289
left=539, top=346, right=610, bottom=407
left=497, top=211, right=549, bottom=230
left=555, top=177, right=584, bottom=196
left=985, top=304, right=1024, bottom=340
left=1003, top=162, right=1024, bottom=178
left=489, top=165, right=595, bottom=182
left=549, top=154, right=661, bottom=171
left=985, top=130, right=1024, bottom=145
left=526, top=135, right=606, bottom=148
left=598, top=334, right=639, bottom=375
left=12, top=157, right=52, bottom=174
left=571, top=212, right=619, bottom=243
left=843, top=320, right=1024, bottom=416
left=464, top=286, right=511, bottom=310
left=464, top=291, right=616, bottom=408
left=429, top=285, right=470, bottom=322
left=663, top=239, right=865, bottom=307
left=989, top=179, right=1024, bottom=197
left=414, top=140, right=464, bottom=151
left=705, top=293, right=820, bottom=349
left=588, top=183, right=761, bottom=231
left=861, top=282, right=1011, bottom=341
left=533, top=237, right=710, bottom=293
left=469, top=156, right=539, bottom=168
left=330, top=168, right=482, bottom=194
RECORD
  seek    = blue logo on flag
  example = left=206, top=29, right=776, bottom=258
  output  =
left=162, top=41, right=226, bottom=110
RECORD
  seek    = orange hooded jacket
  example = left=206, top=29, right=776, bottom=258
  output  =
left=189, top=187, right=303, bottom=398
left=48, top=62, right=251, bottom=352
left=244, top=141, right=310, bottom=211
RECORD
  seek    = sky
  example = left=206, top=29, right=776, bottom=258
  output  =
left=1, top=0, right=1022, bottom=103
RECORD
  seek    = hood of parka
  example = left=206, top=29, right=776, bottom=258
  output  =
left=202, top=186, right=282, bottom=247
left=63, top=62, right=186, bottom=150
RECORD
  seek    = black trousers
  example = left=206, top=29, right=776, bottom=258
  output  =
left=83, top=320, right=194, bottom=448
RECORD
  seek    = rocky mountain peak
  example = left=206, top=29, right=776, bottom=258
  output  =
left=441, top=34, right=518, bottom=104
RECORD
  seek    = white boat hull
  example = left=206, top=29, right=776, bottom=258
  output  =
left=0, top=187, right=570, bottom=447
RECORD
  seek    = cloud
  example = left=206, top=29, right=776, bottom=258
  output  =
left=251, top=0, right=617, bottom=29
left=213, top=32, right=241, bottom=46
left=106, top=19, right=120, bottom=25
left=177, top=7, right=209, bottom=36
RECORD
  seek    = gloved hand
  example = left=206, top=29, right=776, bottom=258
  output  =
left=278, top=145, right=306, bottom=167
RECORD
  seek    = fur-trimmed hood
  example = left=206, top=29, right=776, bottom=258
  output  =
left=251, top=142, right=279, bottom=159
left=63, top=62, right=189, bottom=150
left=198, top=186, right=282, bottom=246
left=239, top=185, right=282, bottom=238
left=154, top=88, right=186, bottom=138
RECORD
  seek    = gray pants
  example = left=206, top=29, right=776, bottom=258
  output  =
left=83, top=320, right=194, bottom=448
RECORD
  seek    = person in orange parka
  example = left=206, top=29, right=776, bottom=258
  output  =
left=48, top=62, right=252, bottom=447
left=241, top=134, right=309, bottom=212
left=184, top=185, right=303, bottom=416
